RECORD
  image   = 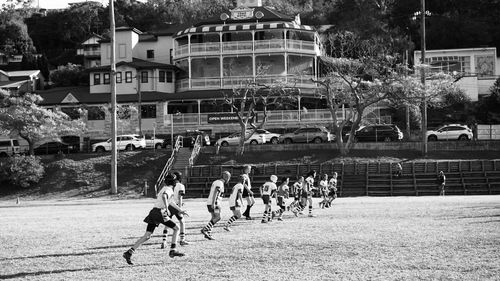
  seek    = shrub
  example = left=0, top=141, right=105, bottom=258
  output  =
left=0, top=155, right=45, bottom=188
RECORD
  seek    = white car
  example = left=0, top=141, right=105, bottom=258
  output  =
left=252, top=129, right=281, bottom=144
left=216, top=132, right=264, bottom=147
left=92, top=134, right=146, bottom=152
left=144, top=136, right=165, bottom=149
left=426, top=124, right=472, bottom=141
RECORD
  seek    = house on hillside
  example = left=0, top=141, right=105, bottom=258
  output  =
left=76, top=34, right=104, bottom=69
left=0, top=69, right=45, bottom=94
left=414, top=47, right=499, bottom=101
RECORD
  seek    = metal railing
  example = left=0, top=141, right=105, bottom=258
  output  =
left=154, top=135, right=183, bottom=193
left=188, top=135, right=202, bottom=167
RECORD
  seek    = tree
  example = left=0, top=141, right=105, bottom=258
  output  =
left=0, top=90, right=86, bottom=155
left=49, top=63, right=88, bottom=87
left=223, top=80, right=294, bottom=156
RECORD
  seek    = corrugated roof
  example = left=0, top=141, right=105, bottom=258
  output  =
left=195, top=6, right=293, bottom=26
left=6, top=70, right=40, bottom=77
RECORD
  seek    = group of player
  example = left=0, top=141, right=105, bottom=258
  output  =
left=123, top=165, right=339, bottom=265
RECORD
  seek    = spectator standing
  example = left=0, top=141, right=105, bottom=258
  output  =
left=437, top=171, right=446, bottom=196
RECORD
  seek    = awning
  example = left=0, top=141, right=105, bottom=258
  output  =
left=175, top=22, right=314, bottom=37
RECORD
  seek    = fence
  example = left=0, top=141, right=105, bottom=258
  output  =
left=478, top=124, right=500, bottom=140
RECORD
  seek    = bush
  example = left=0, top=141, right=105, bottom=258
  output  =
left=0, top=155, right=45, bottom=188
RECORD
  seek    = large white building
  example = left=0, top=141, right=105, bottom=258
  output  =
left=37, top=0, right=348, bottom=139
left=414, top=47, right=499, bottom=101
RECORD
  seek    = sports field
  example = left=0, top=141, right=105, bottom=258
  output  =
left=0, top=196, right=499, bottom=280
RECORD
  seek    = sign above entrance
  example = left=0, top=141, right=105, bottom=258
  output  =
left=207, top=112, right=258, bottom=124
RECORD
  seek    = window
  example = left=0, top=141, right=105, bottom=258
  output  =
left=103, top=73, right=110, bottom=84
left=116, top=72, right=122, bottom=83
left=93, top=73, right=100, bottom=85
left=141, top=104, right=156, bottom=119
left=87, top=106, right=105, bottom=120
left=125, top=71, right=133, bottom=83
left=119, top=44, right=126, bottom=58
left=166, top=71, right=173, bottom=83
left=61, top=107, right=80, bottom=120
left=159, top=71, right=165, bottom=82
left=141, top=71, right=148, bottom=83
left=147, top=50, right=154, bottom=59
left=169, top=49, right=173, bottom=63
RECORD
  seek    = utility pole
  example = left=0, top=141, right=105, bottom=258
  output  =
left=110, top=0, right=117, bottom=194
left=137, top=73, right=142, bottom=135
left=420, top=0, right=427, bottom=155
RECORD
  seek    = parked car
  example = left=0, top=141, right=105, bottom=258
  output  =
left=34, top=141, right=79, bottom=155
left=252, top=129, right=281, bottom=144
left=426, top=124, right=472, bottom=141
left=216, top=132, right=264, bottom=147
left=164, top=130, right=213, bottom=148
left=0, top=138, right=21, bottom=157
left=144, top=135, right=165, bottom=149
left=91, top=134, right=146, bottom=152
left=279, top=127, right=332, bottom=144
left=352, top=124, right=403, bottom=142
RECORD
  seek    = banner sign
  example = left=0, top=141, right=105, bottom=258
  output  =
left=207, top=113, right=257, bottom=124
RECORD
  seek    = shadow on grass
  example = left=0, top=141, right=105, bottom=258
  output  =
left=0, top=263, right=161, bottom=280
left=0, top=251, right=102, bottom=261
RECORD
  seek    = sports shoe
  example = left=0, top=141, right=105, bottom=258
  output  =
left=271, top=211, right=276, bottom=220
left=277, top=217, right=283, bottom=221
left=201, top=229, right=214, bottom=240
left=223, top=226, right=232, bottom=232
left=160, top=241, right=167, bottom=249
left=179, top=240, right=190, bottom=246
left=245, top=216, right=253, bottom=220
left=308, top=214, right=315, bottom=217
left=261, top=220, right=267, bottom=223
left=169, top=250, right=185, bottom=258
left=123, top=251, right=133, bottom=265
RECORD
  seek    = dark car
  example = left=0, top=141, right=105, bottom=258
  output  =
left=164, top=130, right=213, bottom=148
left=353, top=124, right=403, bottom=142
left=34, top=141, right=79, bottom=155
left=279, top=126, right=333, bottom=144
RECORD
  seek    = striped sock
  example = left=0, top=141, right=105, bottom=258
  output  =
left=203, top=221, right=214, bottom=233
left=170, top=243, right=176, bottom=250
left=127, top=248, right=135, bottom=254
left=262, top=211, right=268, bottom=221
left=309, top=205, right=312, bottom=214
left=162, top=229, right=168, bottom=242
left=226, top=215, right=237, bottom=227
left=179, top=232, right=185, bottom=242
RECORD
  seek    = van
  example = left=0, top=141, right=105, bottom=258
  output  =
left=0, top=139, right=21, bottom=157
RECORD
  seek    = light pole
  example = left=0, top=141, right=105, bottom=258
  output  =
left=110, top=0, right=117, bottom=194
left=420, top=0, right=428, bottom=155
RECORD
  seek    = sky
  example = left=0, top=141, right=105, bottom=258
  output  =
left=0, top=0, right=145, bottom=10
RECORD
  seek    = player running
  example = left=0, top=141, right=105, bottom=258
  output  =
left=241, top=165, right=256, bottom=220
left=274, top=177, right=290, bottom=221
left=260, top=175, right=278, bottom=223
left=326, top=172, right=338, bottom=207
left=201, top=171, right=231, bottom=240
left=123, top=174, right=187, bottom=265
left=289, top=176, right=304, bottom=216
left=304, top=170, right=317, bottom=217
left=161, top=171, right=189, bottom=249
left=223, top=175, right=245, bottom=232
left=318, top=174, right=329, bottom=209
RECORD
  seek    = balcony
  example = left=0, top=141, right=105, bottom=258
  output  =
left=174, top=38, right=317, bottom=59
left=83, top=50, right=101, bottom=57
left=176, top=75, right=317, bottom=92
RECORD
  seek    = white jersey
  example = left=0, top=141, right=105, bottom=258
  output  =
left=172, top=182, right=186, bottom=205
left=229, top=183, right=244, bottom=207
left=319, top=180, right=328, bottom=190
left=242, top=173, right=251, bottom=190
left=207, top=179, right=225, bottom=206
left=261, top=181, right=277, bottom=196
left=329, top=178, right=337, bottom=190
left=154, top=185, right=174, bottom=209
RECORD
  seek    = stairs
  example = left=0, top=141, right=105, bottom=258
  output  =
left=171, top=147, right=192, bottom=174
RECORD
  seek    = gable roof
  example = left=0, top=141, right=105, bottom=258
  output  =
left=87, top=58, right=177, bottom=72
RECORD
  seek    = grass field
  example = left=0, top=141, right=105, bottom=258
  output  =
left=1, top=196, right=499, bottom=280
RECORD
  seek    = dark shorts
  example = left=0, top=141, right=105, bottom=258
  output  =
left=168, top=205, right=183, bottom=220
left=242, top=189, right=254, bottom=198
left=277, top=196, right=285, bottom=207
left=262, top=194, right=271, bottom=205
left=207, top=205, right=221, bottom=213
left=143, top=208, right=176, bottom=233
left=230, top=206, right=241, bottom=211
